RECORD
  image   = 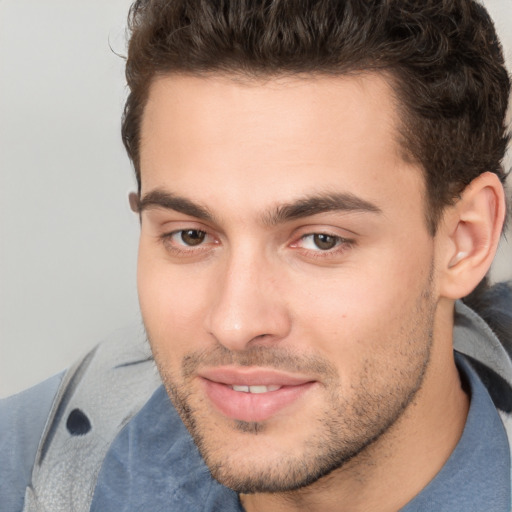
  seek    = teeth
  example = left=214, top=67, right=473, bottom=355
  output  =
left=250, top=385, right=280, bottom=393
left=231, top=385, right=282, bottom=393
left=250, top=385, right=269, bottom=394
left=232, top=385, right=250, bottom=392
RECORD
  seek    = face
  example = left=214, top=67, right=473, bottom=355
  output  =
left=137, top=73, right=438, bottom=493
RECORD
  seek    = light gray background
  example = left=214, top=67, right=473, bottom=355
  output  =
left=1, top=0, right=511, bottom=397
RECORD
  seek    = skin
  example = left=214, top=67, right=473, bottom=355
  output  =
left=136, top=73, right=471, bottom=512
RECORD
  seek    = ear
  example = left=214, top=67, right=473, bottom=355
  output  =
left=437, top=172, right=506, bottom=300
left=129, top=192, right=140, bottom=214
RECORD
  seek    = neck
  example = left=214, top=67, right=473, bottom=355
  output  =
left=240, top=302, right=469, bottom=512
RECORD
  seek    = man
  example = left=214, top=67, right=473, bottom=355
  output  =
left=2, top=0, right=512, bottom=510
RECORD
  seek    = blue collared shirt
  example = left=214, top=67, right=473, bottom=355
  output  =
left=400, top=354, right=510, bottom=511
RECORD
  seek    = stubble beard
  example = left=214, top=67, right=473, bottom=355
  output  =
left=150, top=283, right=436, bottom=494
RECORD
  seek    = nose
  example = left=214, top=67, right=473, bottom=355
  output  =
left=204, top=249, right=291, bottom=351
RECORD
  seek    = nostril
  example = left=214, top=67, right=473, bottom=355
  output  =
left=66, top=408, right=92, bottom=436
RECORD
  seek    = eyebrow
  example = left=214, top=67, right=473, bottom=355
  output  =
left=136, top=189, right=381, bottom=225
left=262, top=192, right=382, bottom=226
left=137, top=189, right=215, bottom=222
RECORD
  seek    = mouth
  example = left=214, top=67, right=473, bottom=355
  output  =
left=198, top=367, right=317, bottom=423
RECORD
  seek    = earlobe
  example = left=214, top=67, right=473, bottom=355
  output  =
left=438, top=172, right=506, bottom=299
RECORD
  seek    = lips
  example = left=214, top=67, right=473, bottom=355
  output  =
left=199, top=367, right=316, bottom=423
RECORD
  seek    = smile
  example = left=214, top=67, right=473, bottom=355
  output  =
left=198, top=367, right=317, bottom=423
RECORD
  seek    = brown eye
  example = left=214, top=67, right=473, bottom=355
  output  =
left=181, top=230, right=206, bottom=246
left=313, top=233, right=338, bottom=250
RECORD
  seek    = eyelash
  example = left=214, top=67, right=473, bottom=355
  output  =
left=159, top=229, right=217, bottom=256
left=159, top=229, right=355, bottom=259
left=293, top=233, right=355, bottom=259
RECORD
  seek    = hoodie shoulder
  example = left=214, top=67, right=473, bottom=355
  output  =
left=0, top=374, right=63, bottom=512
left=463, top=280, right=512, bottom=355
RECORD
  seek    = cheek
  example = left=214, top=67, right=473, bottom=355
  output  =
left=291, top=243, right=434, bottom=363
left=137, top=245, right=211, bottom=355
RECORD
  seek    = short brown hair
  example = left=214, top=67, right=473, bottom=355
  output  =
left=122, top=0, right=510, bottom=233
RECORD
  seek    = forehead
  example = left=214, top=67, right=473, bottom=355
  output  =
left=140, top=72, right=400, bottom=166
left=139, top=73, right=426, bottom=224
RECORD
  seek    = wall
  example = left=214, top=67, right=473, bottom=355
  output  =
left=0, top=0, right=138, bottom=396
